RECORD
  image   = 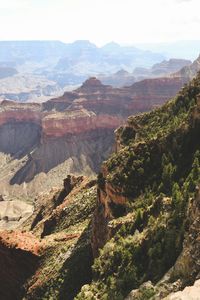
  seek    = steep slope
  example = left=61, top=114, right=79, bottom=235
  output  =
left=173, top=54, right=200, bottom=79
left=0, top=76, right=186, bottom=204
left=0, top=175, right=97, bottom=300
left=76, top=72, right=200, bottom=299
left=0, top=230, right=43, bottom=300
left=1, top=72, right=200, bottom=300
left=0, top=97, right=117, bottom=202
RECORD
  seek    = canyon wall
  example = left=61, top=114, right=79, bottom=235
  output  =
left=0, top=76, right=187, bottom=201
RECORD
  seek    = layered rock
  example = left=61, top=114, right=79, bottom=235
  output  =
left=0, top=75, right=188, bottom=202
left=75, top=72, right=200, bottom=299
left=151, top=59, right=191, bottom=76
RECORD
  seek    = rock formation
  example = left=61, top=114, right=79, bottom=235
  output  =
left=0, top=75, right=187, bottom=203
left=1, top=70, right=200, bottom=300
left=75, top=72, right=200, bottom=299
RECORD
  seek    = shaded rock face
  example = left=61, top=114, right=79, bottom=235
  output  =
left=0, top=241, right=39, bottom=300
left=10, top=128, right=114, bottom=184
left=0, top=121, right=41, bottom=157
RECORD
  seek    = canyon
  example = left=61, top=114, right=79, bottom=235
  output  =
left=0, top=72, right=200, bottom=299
left=0, top=76, right=187, bottom=204
left=0, top=40, right=166, bottom=103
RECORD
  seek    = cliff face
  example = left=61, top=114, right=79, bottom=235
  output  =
left=0, top=231, right=42, bottom=300
left=21, top=175, right=96, bottom=300
left=76, top=72, right=200, bottom=299
left=0, top=75, right=187, bottom=203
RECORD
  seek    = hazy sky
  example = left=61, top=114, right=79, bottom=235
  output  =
left=0, top=0, right=199, bottom=45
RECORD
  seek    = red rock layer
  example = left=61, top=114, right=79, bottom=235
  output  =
left=42, top=112, right=125, bottom=137
left=0, top=76, right=187, bottom=140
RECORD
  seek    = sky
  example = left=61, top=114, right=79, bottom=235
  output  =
left=0, top=0, right=200, bottom=46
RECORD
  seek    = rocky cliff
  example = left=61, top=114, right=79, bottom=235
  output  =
left=0, top=230, right=42, bottom=300
left=75, top=72, right=200, bottom=299
left=0, top=76, right=186, bottom=204
left=0, top=175, right=97, bottom=300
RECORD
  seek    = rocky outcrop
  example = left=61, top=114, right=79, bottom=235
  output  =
left=164, top=280, right=200, bottom=300
left=20, top=175, right=96, bottom=300
left=75, top=73, right=200, bottom=299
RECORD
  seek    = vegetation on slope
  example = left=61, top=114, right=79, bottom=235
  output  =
left=76, top=73, right=200, bottom=299
left=23, top=178, right=97, bottom=300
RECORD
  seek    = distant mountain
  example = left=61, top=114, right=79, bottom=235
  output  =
left=0, top=40, right=67, bottom=64
left=0, top=40, right=197, bottom=102
left=151, top=58, right=191, bottom=75
left=0, top=40, right=167, bottom=101
left=54, top=40, right=165, bottom=74
left=99, top=58, right=191, bottom=87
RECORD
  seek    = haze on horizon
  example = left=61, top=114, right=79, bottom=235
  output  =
left=0, top=0, right=199, bottom=46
